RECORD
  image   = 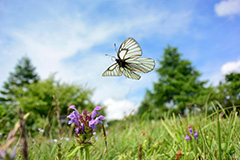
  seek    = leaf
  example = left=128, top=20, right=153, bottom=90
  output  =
left=66, top=145, right=81, bottom=158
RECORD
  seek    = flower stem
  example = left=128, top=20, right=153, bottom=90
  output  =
left=79, top=148, right=83, bottom=160
left=84, top=147, right=90, bottom=160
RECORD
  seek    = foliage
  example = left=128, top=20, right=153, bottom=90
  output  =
left=0, top=56, right=40, bottom=103
left=15, top=75, right=96, bottom=116
left=138, top=45, right=215, bottom=116
left=217, top=72, right=240, bottom=108
left=2, top=75, right=98, bottom=135
left=0, top=103, right=19, bottom=136
left=0, top=57, right=100, bottom=135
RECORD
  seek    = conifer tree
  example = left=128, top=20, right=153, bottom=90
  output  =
left=138, top=46, right=211, bottom=115
left=0, top=56, right=40, bottom=103
left=217, top=72, right=240, bottom=107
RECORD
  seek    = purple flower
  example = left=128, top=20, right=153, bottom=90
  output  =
left=65, top=137, right=70, bottom=141
left=76, top=123, right=86, bottom=134
left=89, top=106, right=105, bottom=129
left=67, top=104, right=105, bottom=145
left=185, top=135, right=191, bottom=142
left=82, top=110, right=88, bottom=116
left=0, top=151, right=6, bottom=159
left=91, top=106, right=102, bottom=119
left=189, top=128, right=193, bottom=134
left=89, top=115, right=105, bottom=129
left=67, top=105, right=80, bottom=126
left=60, top=137, right=70, bottom=141
left=194, top=132, right=198, bottom=139
left=38, top=128, right=44, bottom=133
left=0, top=147, right=16, bottom=159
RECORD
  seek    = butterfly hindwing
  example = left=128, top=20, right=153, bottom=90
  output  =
left=125, top=57, right=155, bottom=73
left=121, top=67, right=141, bottom=80
left=102, top=63, right=122, bottom=77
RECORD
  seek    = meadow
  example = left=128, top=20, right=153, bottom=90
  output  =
left=1, top=104, right=239, bottom=160
left=1, top=1, right=240, bottom=159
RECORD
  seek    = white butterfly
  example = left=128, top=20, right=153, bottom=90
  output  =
left=102, top=38, right=155, bottom=80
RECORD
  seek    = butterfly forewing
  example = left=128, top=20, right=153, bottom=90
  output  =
left=118, top=38, right=142, bottom=60
left=102, top=63, right=122, bottom=77
left=125, top=58, right=155, bottom=73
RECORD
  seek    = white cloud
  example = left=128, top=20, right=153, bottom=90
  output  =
left=0, top=7, right=191, bottom=82
left=221, top=60, right=240, bottom=75
left=215, top=0, right=240, bottom=17
left=103, top=98, right=139, bottom=120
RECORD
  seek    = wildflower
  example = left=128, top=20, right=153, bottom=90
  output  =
left=75, top=123, right=86, bottom=134
left=67, top=105, right=80, bottom=127
left=89, top=106, right=105, bottom=129
left=65, top=137, right=70, bottom=141
left=185, top=135, right=191, bottom=142
left=95, top=136, right=99, bottom=141
left=0, top=147, right=16, bottom=159
left=0, top=151, right=5, bottom=159
left=185, top=125, right=199, bottom=141
left=53, top=139, right=58, bottom=143
left=189, top=128, right=193, bottom=134
left=38, top=128, right=44, bottom=133
left=141, top=130, right=146, bottom=136
left=0, top=133, right=2, bottom=136
left=90, top=106, right=102, bottom=119
left=176, top=150, right=182, bottom=160
left=60, top=137, right=70, bottom=141
left=89, top=115, right=105, bottom=130
left=176, top=151, right=181, bottom=156
left=67, top=105, right=105, bottom=139
left=66, top=105, right=105, bottom=160
left=194, top=132, right=199, bottom=139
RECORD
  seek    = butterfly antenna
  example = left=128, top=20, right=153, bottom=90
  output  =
left=105, top=54, right=117, bottom=61
left=114, top=43, right=117, bottom=53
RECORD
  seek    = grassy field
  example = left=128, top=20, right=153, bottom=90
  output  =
left=1, top=106, right=240, bottom=160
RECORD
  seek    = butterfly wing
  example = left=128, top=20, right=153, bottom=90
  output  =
left=102, top=63, right=122, bottom=77
left=117, top=38, right=142, bottom=60
left=125, top=57, right=155, bottom=73
left=103, top=37, right=154, bottom=80
left=121, top=67, right=141, bottom=80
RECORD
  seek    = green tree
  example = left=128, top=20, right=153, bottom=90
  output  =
left=0, top=56, right=40, bottom=103
left=0, top=74, right=100, bottom=135
left=138, top=45, right=214, bottom=116
left=217, top=72, right=240, bottom=107
left=16, top=75, right=96, bottom=116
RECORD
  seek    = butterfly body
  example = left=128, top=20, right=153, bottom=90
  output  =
left=102, top=38, right=155, bottom=80
left=116, top=58, right=126, bottom=68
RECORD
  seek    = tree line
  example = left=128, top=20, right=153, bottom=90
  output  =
left=0, top=56, right=98, bottom=134
left=0, top=46, right=239, bottom=134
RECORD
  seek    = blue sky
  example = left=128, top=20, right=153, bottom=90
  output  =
left=0, top=0, right=240, bottom=119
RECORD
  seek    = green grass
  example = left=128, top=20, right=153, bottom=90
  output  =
left=1, top=106, right=240, bottom=160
